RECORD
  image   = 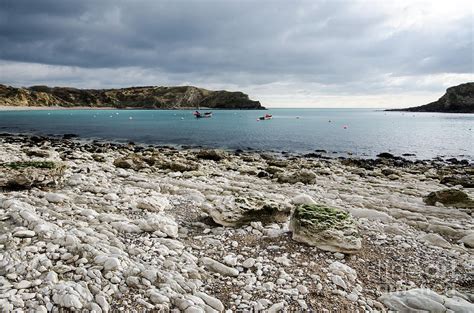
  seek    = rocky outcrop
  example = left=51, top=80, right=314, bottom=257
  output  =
left=204, top=196, right=292, bottom=227
left=387, top=82, right=474, bottom=113
left=379, top=288, right=474, bottom=312
left=423, top=189, right=474, bottom=209
left=289, top=204, right=362, bottom=253
left=0, top=84, right=264, bottom=109
left=0, top=161, right=66, bottom=190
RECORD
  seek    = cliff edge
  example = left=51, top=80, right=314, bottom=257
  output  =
left=0, top=84, right=265, bottom=109
left=387, top=82, right=474, bottom=113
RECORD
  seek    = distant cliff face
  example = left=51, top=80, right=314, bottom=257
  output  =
left=388, top=82, right=474, bottom=113
left=0, top=84, right=265, bottom=109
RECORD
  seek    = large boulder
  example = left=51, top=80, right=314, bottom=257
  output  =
left=113, top=154, right=148, bottom=170
left=423, top=189, right=474, bottom=209
left=204, top=196, right=291, bottom=227
left=277, top=169, right=317, bottom=184
left=440, top=175, right=474, bottom=188
left=379, top=288, right=474, bottom=313
left=0, top=161, right=66, bottom=190
left=196, top=149, right=227, bottom=161
left=289, top=204, right=361, bottom=253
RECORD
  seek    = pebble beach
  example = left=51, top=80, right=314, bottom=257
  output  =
left=0, top=134, right=473, bottom=312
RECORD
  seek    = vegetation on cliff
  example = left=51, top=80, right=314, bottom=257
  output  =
left=0, top=84, right=264, bottom=109
left=387, top=82, right=474, bottom=113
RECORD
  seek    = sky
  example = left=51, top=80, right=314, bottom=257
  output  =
left=0, top=0, right=473, bottom=108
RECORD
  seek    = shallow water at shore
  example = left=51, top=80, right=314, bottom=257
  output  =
left=0, top=108, right=472, bottom=160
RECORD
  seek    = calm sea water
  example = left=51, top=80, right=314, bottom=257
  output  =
left=0, top=108, right=473, bottom=160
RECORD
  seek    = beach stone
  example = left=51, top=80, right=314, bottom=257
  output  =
left=204, top=196, right=291, bottom=227
left=136, top=212, right=178, bottom=237
left=200, top=257, right=239, bottom=276
left=13, top=229, right=36, bottom=238
left=379, top=288, right=474, bottom=313
left=291, top=194, right=317, bottom=205
left=418, top=233, right=452, bottom=249
left=289, top=204, right=361, bottom=253
left=195, top=292, right=225, bottom=311
left=277, top=169, right=317, bottom=184
left=45, top=192, right=68, bottom=203
left=136, top=196, right=171, bottom=212
left=103, top=257, right=121, bottom=271
left=423, top=189, right=474, bottom=208
left=459, top=233, right=474, bottom=248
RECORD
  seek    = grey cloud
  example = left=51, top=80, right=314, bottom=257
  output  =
left=0, top=0, right=472, bottom=99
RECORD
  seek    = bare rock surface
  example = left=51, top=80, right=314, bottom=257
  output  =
left=0, top=134, right=472, bottom=311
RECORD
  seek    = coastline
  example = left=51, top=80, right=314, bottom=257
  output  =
left=0, top=106, right=267, bottom=111
left=0, top=133, right=473, bottom=311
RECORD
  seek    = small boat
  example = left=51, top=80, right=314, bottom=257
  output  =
left=258, top=113, right=272, bottom=121
left=194, top=111, right=212, bottom=118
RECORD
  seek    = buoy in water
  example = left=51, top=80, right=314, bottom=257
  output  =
left=343, top=125, right=348, bottom=129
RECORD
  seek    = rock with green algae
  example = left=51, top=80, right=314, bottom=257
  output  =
left=289, top=204, right=361, bottom=254
left=204, top=196, right=291, bottom=227
left=423, top=189, right=474, bottom=209
left=0, top=161, right=66, bottom=189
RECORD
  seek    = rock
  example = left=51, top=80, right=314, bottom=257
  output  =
left=291, top=194, right=317, bottom=205
left=103, top=257, right=121, bottom=271
left=196, top=149, right=227, bottom=161
left=45, top=193, right=68, bottom=203
left=204, top=196, right=291, bottom=227
left=377, top=152, right=396, bottom=159
left=113, top=154, right=147, bottom=170
left=12, top=229, right=36, bottom=238
left=289, top=204, right=361, bottom=253
left=200, top=257, right=239, bottom=276
left=331, top=275, right=347, bottom=290
left=329, top=261, right=357, bottom=283
left=25, top=149, right=51, bottom=158
left=242, top=258, right=256, bottom=268
left=157, top=160, right=199, bottom=172
left=136, top=197, right=171, bottom=212
left=95, top=295, right=110, bottom=313
left=277, top=169, right=317, bottom=184
left=459, top=233, right=474, bottom=248
left=194, top=292, right=225, bottom=311
left=440, top=175, right=474, bottom=188
left=268, top=302, right=285, bottom=313
left=379, top=288, right=474, bottom=312
left=136, top=212, right=178, bottom=237
left=0, top=161, right=66, bottom=190
left=423, top=189, right=474, bottom=208
left=15, top=280, right=32, bottom=289
left=418, top=233, right=452, bottom=249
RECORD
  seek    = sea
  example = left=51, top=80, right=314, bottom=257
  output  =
left=0, top=108, right=473, bottom=160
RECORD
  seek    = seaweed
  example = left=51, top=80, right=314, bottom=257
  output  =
left=2, top=161, right=57, bottom=170
left=293, top=204, right=350, bottom=231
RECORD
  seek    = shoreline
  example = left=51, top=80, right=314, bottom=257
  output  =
left=0, top=131, right=472, bottom=164
left=0, top=134, right=473, bottom=311
left=0, top=105, right=266, bottom=111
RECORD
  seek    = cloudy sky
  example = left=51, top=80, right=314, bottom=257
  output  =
left=0, top=0, right=473, bottom=108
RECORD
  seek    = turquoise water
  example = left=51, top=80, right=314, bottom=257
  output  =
left=0, top=108, right=473, bottom=160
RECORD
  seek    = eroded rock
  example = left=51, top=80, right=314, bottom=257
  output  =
left=289, top=204, right=361, bottom=253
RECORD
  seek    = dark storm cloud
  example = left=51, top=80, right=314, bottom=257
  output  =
left=0, top=0, right=472, bottom=99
